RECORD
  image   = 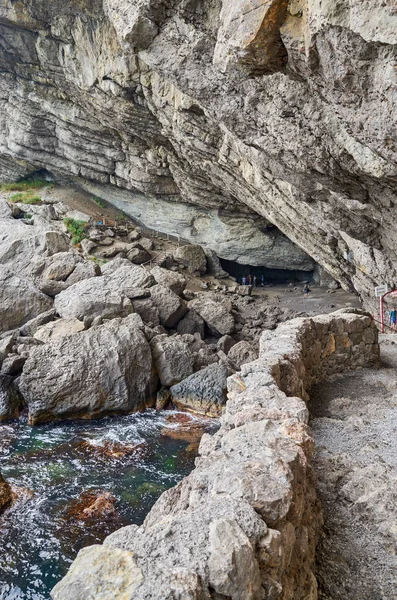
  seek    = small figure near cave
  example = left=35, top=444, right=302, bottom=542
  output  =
left=303, top=283, right=310, bottom=299
left=389, top=307, right=397, bottom=331
left=253, top=275, right=257, bottom=287
left=241, top=276, right=247, bottom=285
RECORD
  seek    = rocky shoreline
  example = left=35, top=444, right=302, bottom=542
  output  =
left=51, top=309, right=379, bottom=599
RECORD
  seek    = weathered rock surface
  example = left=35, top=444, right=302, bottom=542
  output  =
left=0, top=266, right=53, bottom=334
left=1, top=0, right=395, bottom=309
left=20, top=314, right=157, bottom=424
left=150, top=334, right=193, bottom=387
left=227, top=340, right=258, bottom=370
left=174, top=244, right=207, bottom=274
left=54, top=277, right=133, bottom=324
left=0, top=374, right=23, bottom=421
left=176, top=309, right=206, bottom=338
left=34, top=318, right=85, bottom=342
left=188, top=294, right=235, bottom=336
left=170, top=363, right=229, bottom=417
left=150, top=284, right=187, bottom=328
left=150, top=266, right=186, bottom=296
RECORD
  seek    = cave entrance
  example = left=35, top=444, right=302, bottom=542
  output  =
left=219, top=258, right=314, bottom=285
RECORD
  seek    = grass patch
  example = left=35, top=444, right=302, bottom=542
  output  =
left=63, top=218, right=89, bottom=245
left=92, top=196, right=106, bottom=208
left=89, top=256, right=108, bottom=266
left=10, top=192, right=42, bottom=205
left=1, top=178, right=53, bottom=192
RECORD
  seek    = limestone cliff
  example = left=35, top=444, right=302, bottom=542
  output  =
left=1, top=1, right=396, bottom=307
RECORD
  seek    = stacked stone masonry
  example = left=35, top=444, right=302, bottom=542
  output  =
left=52, top=308, right=379, bottom=600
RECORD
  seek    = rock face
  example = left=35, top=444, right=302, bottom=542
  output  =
left=52, top=310, right=379, bottom=599
left=0, top=375, right=23, bottom=421
left=150, top=334, right=193, bottom=387
left=0, top=266, right=53, bottom=334
left=188, top=295, right=235, bottom=336
left=1, top=1, right=396, bottom=308
left=170, top=363, right=229, bottom=417
left=19, top=314, right=157, bottom=424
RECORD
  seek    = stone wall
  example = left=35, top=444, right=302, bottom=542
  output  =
left=52, top=308, right=379, bottom=600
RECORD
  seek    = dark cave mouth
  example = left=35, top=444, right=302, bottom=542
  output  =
left=219, top=258, right=314, bottom=285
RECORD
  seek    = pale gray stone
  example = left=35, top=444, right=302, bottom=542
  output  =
left=20, top=314, right=157, bottom=424
left=150, top=284, right=187, bottom=328
left=151, top=266, right=187, bottom=296
left=170, top=363, right=229, bottom=417
left=150, top=334, right=193, bottom=387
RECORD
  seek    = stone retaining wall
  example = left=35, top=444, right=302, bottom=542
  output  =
left=52, top=309, right=379, bottom=600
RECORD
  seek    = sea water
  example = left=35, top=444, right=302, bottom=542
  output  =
left=0, top=410, right=217, bottom=599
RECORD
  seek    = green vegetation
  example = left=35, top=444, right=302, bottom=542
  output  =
left=63, top=217, right=88, bottom=245
left=88, top=256, right=108, bottom=266
left=92, top=196, right=106, bottom=208
left=1, top=178, right=53, bottom=192
left=10, top=192, right=42, bottom=205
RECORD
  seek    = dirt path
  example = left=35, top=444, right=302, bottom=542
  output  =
left=310, top=334, right=397, bottom=599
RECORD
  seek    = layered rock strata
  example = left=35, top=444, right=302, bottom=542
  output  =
left=52, top=309, right=379, bottom=599
left=1, top=2, right=396, bottom=305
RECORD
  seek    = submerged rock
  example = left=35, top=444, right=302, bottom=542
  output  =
left=19, top=314, right=157, bottom=424
left=170, top=363, right=229, bottom=417
left=0, top=473, right=12, bottom=514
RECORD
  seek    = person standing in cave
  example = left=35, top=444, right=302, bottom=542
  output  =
left=247, top=274, right=252, bottom=286
left=303, top=283, right=310, bottom=298
left=253, top=275, right=257, bottom=287
left=242, top=276, right=247, bottom=286
left=261, top=274, right=265, bottom=287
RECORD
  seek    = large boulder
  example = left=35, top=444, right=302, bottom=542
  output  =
left=0, top=266, right=53, bottom=334
left=133, top=298, right=160, bottom=327
left=65, top=261, right=101, bottom=285
left=188, top=294, right=235, bottom=336
left=174, top=244, right=207, bottom=274
left=170, top=363, right=229, bottom=417
left=19, top=314, right=157, bottom=424
left=150, top=334, right=194, bottom=387
left=54, top=277, right=133, bottom=324
left=150, top=266, right=187, bottom=296
left=150, top=285, right=187, bottom=328
left=42, top=252, right=81, bottom=281
left=176, top=309, right=206, bottom=338
left=0, top=374, right=23, bottom=421
left=227, top=341, right=258, bottom=370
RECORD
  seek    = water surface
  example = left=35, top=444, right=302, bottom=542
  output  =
left=0, top=410, right=216, bottom=599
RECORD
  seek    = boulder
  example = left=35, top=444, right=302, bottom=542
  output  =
left=19, top=309, right=57, bottom=337
left=42, top=252, right=81, bottom=281
left=133, top=298, right=160, bottom=327
left=51, top=545, right=144, bottom=600
left=107, top=264, right=155, bottom=291
left=174, top=244, right=207, bottom=274
left=0, top=266, right=53, bottom=334
left=1, top=354, right=26, bottom=375
left=217, top=335, right=237, bottom=355
left=227, top=341, right=258, bottom=370
left=127, top=246, right=151, bottom=264
left=176, top=309, right=206, bottom=338
left=0, top=374, right=23, bottom=420
left=54, top=277, right=133, bottom=325
left=150, top=284, right=187, bottom=328
left=150, top=266, right=187, bottom=296
left=37, top=279, right=69, bottom=297
left=0, top=472, right=12, bottom=514
left=65, top=261, right=100, bottom=285
left=170, top=363, right=229, bottom=417
left=19, top=314, right=157, bottom=424
left=34, top=318, right=85, bottom=342
left=205, top=248, right=228, bottom=279
left=150, top=334, right=194, bottom=387
left=188, top=295, right=235, bottom=336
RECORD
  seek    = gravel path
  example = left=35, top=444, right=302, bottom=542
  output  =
left=310, top=335, right=397, bottom=599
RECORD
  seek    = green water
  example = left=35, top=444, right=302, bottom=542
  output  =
left=0, top=410, right=217, bottom=599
